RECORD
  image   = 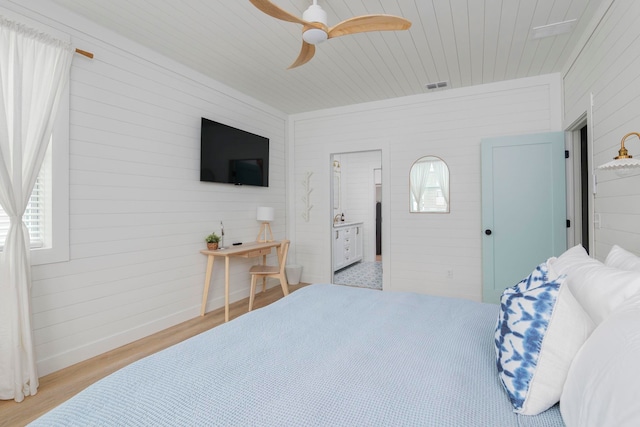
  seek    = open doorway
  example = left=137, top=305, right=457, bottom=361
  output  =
left=330, top=150, right=382, bottom=290
left=567, top=119, right=592, bottom=254
left=374, top=167, right=382, bottom=261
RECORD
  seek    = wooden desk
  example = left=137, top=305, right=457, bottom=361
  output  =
left=200, top=241, right=289, bottom=321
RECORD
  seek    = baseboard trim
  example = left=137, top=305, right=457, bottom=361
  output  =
left=35, top=288, right=252, bottom=376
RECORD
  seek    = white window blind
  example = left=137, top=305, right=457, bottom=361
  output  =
left=0, top=173, right=45, bottom=250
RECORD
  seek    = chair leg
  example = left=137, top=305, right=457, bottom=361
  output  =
left=261, top=255, right=267, bottom=292
left=278, top=272, right=289, bottom=296
left=249, top=274, right=258, bottom=311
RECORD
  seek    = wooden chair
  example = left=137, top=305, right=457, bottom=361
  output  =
left=248, top=240, right=290, bottom=311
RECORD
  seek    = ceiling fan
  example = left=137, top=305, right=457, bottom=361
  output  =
left=249, top=0, right=412, bottom=69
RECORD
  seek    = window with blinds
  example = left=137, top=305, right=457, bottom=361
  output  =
left=0, top=94, right=69, bottom=264
left=0, top=173, right=45, bottom=249
left=0, top=89, right=69, bottom=263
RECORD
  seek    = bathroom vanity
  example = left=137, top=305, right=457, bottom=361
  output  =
left=333, top=222, right=363, bottom=272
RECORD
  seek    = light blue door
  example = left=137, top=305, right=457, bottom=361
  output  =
left=481, top=132, right=567, bottom=303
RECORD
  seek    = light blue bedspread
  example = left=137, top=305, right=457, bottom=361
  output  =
left=30, top=284, right=565, bottom=426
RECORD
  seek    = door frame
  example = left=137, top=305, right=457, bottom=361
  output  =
left=329, top=150, right=382, bottom=284
left=565, top=113, right=595, bottom=253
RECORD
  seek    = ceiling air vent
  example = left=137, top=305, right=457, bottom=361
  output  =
left=531, top=19, right=576, bottom=39
left=425, top=81, right=449, bottom=91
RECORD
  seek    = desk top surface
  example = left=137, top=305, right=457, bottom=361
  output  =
left=200, top=240, right=281, bottom=257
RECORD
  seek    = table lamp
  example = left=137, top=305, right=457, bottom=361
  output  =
left=256, top=207, right=275, bottom=242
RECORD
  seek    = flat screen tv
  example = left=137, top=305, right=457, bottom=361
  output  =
left=200, top=117, right=269, bottom=187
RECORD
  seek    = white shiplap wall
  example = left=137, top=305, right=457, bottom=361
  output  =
left=2, top=2, right=288, bottom=375
left=291, top=75, right=562, bottom=301
left=563, top=0, right=640, bottom=260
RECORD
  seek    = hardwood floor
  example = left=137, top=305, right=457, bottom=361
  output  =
left=0, top=283, right=309, bottom=427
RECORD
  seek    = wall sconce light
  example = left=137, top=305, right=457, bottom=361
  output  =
left=256, top=207, right=275, bottom=242
left=598, top=132, right=640, bottom=176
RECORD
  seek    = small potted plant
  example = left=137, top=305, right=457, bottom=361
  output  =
left=205, top=232, right=221, bottom=250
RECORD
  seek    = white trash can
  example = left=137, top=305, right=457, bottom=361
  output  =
left=285, top=264, right=303, bottom=285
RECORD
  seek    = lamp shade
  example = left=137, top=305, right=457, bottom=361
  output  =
left=598, top=157, right=640, bottom=171
left=598, top=132, right=640, bottom=176
left=257, top=207, right=275, bottom=222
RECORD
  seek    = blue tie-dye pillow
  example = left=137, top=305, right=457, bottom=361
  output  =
left=494, top=261, right=585, bottom=415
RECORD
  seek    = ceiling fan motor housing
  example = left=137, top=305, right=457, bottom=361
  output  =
left=302, top=4, right=328, bottom=44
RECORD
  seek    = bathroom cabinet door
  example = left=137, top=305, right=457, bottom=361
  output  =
left=333, top=229, right=345, bottom=271
left=354, top=225, right=363, bottom=262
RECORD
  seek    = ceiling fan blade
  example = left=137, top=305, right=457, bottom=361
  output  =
left=328, top=15, right=411, bottom=39
left=288, top=41, right=316, bottom=69
left=249, top=0, right=308, bottom=25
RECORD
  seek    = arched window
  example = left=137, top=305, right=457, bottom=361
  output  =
left=410, top=156, right=449, bottom=213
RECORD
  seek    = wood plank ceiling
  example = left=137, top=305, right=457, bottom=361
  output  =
left=47, top=0, right=606, bottom=114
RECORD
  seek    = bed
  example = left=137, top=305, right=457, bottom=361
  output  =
left=29, top=244, right=640, bottom=426
left=30, top=283, right=565, bottom=426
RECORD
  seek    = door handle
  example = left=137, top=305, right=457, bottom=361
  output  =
left=485, top=229, right=492, bottom=236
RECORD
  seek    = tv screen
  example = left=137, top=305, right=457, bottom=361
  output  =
left=200, top=117, right=269, bottom=187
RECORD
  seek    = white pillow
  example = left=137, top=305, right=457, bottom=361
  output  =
left=605, top=244, right=640, bottom=272
left=548, top=245, right=640, bottom=324
left=560, top=294, right=640, bottom=427
left=495, top=261, right=595, bottom=415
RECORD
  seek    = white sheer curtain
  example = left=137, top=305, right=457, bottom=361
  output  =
left=432, top=161, right=449, bottom=206
left=410, top=160, right=431, bottom=211
left=0, top=18, right=73, bottom=402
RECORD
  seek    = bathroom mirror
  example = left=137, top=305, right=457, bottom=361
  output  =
left=333, top=159, right=341, bottom=213
left=410, top=156, right=449, bottom=213
left=333, top=174, right=341, bottom=212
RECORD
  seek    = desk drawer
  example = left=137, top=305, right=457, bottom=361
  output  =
left=241, top=248, right=273, bottom=258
